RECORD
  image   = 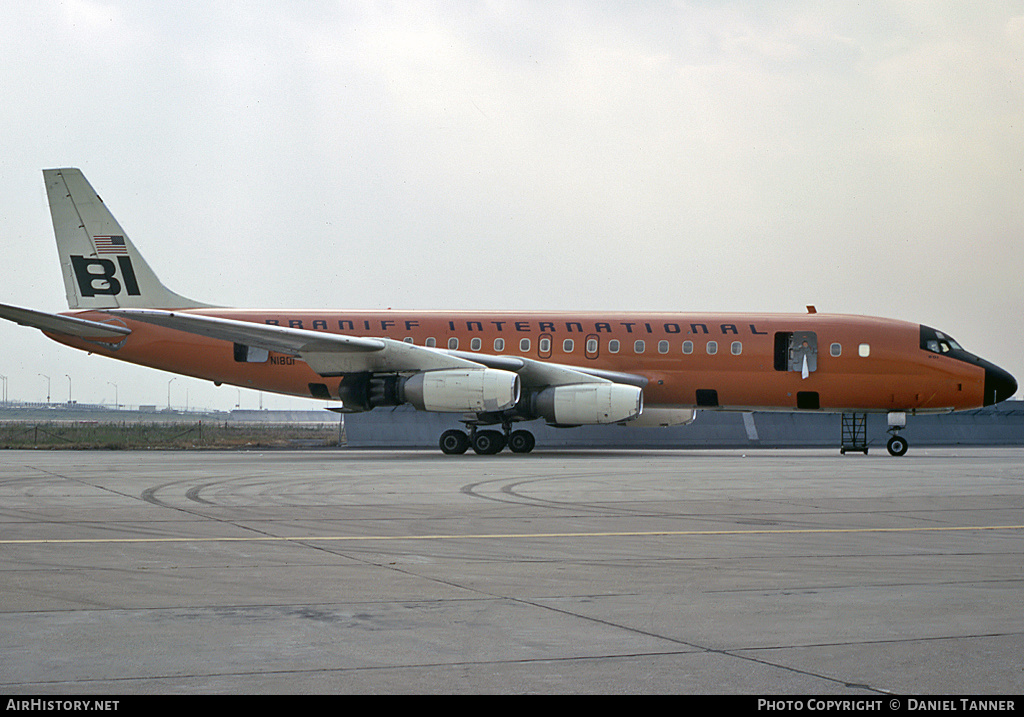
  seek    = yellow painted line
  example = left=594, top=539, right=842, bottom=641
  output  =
left=3, top=525, right=1024, bottom=545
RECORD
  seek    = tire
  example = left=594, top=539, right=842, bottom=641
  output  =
left=887, top=435, right=908, bottom=457
left=439, top=429, right=469, bottom=455
left=508, top=430, right=536, bottom=454
left=472, top=430, right=506, bottom=455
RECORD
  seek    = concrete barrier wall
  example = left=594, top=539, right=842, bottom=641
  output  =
left=343, top=401, right=1024, bottom=449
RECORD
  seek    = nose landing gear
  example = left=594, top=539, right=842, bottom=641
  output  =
left=886, top=412, right=909, bottom=457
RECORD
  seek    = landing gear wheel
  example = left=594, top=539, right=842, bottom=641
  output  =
left=507, top=430, right=536, bottom=454
left=472, top=430, right=506, bottom=455
left=887, top=435, right=908, bottom=457
left=439, top=429, right=469, bottom=455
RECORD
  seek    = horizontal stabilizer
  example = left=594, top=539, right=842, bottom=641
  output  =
left=0, top=303, right=131, bottom=340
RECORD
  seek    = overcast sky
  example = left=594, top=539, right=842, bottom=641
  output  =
left=1, top=1, right=1022, bottom=411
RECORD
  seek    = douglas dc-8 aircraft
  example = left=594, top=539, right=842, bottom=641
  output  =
left=0, top=169, right=1016, bottom=455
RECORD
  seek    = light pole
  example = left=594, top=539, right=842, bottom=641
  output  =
left=167, top=377, right=177, bottom=409
left=66, top=374, right=72, bottom=404
left=38, top=374, right=50, bottom=404
left=0, top=375, right=6, bottom=404
left=108, top=382, right=118, bottom=410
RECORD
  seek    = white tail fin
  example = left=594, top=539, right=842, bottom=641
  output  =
left=44, top=168, right=210, bottom=310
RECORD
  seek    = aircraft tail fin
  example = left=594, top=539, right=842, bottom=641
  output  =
left=44, top=168, right=211, bottom=310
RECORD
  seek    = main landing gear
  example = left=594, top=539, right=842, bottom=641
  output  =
left=439, top=423, right=536, bottom=455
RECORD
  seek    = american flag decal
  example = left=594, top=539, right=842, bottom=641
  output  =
left=93, top=235, right=127, bottom=254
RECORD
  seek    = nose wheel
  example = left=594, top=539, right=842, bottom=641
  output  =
left=886, top=412, right=909, bottom=456
left=886, top=433, right=909, bottom=457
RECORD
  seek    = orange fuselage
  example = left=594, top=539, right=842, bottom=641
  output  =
left=49, top=310, right=987, bottom=414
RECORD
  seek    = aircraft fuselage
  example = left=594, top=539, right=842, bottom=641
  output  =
left=48, top=308, right=1003, bottom=415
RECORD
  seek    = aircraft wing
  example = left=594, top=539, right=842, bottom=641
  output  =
left=108, top=309, right=487, bottom=374
left=0, top=302, right=131, bottom=341
left=108, top=309, right=645, bottom=389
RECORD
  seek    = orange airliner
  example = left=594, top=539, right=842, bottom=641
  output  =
left=0, top=169, right=1016, bottom=455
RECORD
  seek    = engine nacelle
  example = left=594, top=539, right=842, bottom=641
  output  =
left=533, top=383, right=642, bottom=425
left=402, top=368, right=521, bottom=413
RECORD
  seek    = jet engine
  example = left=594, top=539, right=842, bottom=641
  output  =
left=532, top=383, right=642, bottom=425
left=401, top=368, right=521, bottom=413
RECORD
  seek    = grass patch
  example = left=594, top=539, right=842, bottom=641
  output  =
left=0, top=421, right=342, bottom=450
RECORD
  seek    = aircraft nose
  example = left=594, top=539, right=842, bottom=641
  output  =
left=984, top=363, right=1017, bottom=406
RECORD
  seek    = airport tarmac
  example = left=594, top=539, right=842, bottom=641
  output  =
left=1, top=447, right=1022, bottom=695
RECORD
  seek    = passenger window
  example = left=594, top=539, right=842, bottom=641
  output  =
left=494, top=338, right=505, bottom=352
left=425, top=337, right=436, bottom=348
left=520, top=338, right=530, bottom=352
left=682, top=341, right=693, bottom=355
left=448, top=337, right=459, bottom=350
left=539, top=337, right=551, bottom=353
left=830, top=343, right=842, bottom=357
left=586, top=338, right=598, bottom=354
left=658, top=340, right=669, bottom=354
left=731, top=341, right=742, bottom=355
left=634, top=340, right=645, bottom=354
left=707, top=341, right=718, bottom=355
left=470, top=337, right=481, bottom=351
left=563, top=339, right=574, bottom=353
left=859, top=343, right=870, bottom=357
left=609, top=339, right=620, bottom=354
left=403, top=337, right=414, bottom=344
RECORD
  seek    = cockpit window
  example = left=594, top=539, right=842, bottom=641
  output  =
left=921, top=325, right=965, bottom=355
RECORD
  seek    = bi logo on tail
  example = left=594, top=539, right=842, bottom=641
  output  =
left=71, top=251, right=141, bottom=297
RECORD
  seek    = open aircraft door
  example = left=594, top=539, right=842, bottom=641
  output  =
left=775, top=331, right=818, bottom=377
left=790, top=331, right=817, bottom=377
